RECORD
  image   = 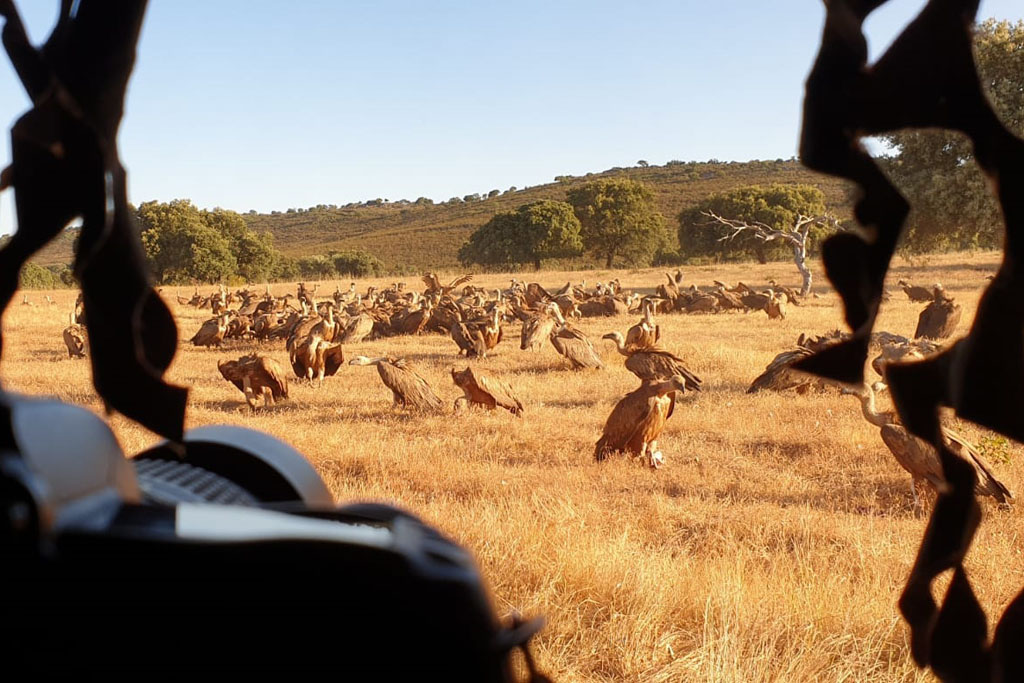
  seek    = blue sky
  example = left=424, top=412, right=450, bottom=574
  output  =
left=1, top=0, right=1021, bottom=234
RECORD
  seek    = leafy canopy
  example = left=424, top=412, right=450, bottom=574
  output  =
left=137, top=200, right=284, bottom=284
left=459, top=200, right=583, bottom=270
left=565, top=178, right=667, bottom=267
left=678, top=184, right=827, bottom=262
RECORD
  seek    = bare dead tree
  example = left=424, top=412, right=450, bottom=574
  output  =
left=702, top=211, right=838, bottom=297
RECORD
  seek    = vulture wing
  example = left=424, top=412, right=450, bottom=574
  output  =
left=626, top=349, right=701, bottom=391
left=321, top=342, right=346, bottom=377
left=551, top=327, right=603, bottom=369
left=378, top=361, right=444, bottom=412
left=747, top=348, right=813, bottom=393
left=445, top=273, right=474, bottom=291
left=880, top=424, right=946, bottom=488
left=943, top=428, right=1013, bottom=504
left=257, top=357, right=289, bottom=398
left=474, top=371, right=524, bottom=415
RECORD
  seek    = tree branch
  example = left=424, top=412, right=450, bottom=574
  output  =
left=702, top=211, right=838, bottom=248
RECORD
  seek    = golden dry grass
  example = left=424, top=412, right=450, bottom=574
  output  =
left=3, top=252, right=1022, bottom=682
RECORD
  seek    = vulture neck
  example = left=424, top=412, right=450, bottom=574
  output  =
left=605, top=333, right=630, bottom=357
left=856, top=388, right=894, bottom=428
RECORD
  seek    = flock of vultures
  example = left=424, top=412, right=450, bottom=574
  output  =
left=50, top=270, right=1010, bottom=508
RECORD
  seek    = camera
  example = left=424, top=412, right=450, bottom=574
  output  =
left=0, top=392, right=544, bottom=677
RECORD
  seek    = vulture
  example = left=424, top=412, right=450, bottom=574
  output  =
left=340, top=312, right=375, bottom=344
left=870, top=332, right=942, bottom=378
left=843, top=383, right=1012, bottom=507
left=685, top=291, right=719, bottom=313
left=290, top=336, right=345, bottom=384
left=594, top=375, right=689, bottom=468
left=478, top=308, right=503, bottom=352
left=625, top=301, right=659, bottom=349
left=737, top=284, right=769, bottom=311
left=550, top=325, right=604, bottom=370
left=395, top=299, right=433, bottom=335
left=217, top=354, right=289, bottom=410
left=520, top=303, right=561, bottom=351
left=746, top=330, right=846, bottom=393
left=349, top=355, right=445, bottom=412
left=897, top=279, right=936, bottom=302
left=523, top=282, right=552, bottom=307
left=767, top=280, right=802, bottom=305
left=763, top=290, right=786, bottom=320
left=225, top=314, right=253, bottom=340
left=190, top=314, right=230, bottom=347
left=656, top=273, right=680, bottom=304
left=310, top=303, right=340, bottom=341
left=712, top=286, right=746, bottom=311
left=602, top=332, right=701, bottom=392
left=74, top=292, right=86, bottom=325
left=451, top=367, right=523, bottom=416
left=62, top=313, right=87, bottom=358
left=450, top=320, right=487, bottom=358
left=914, top=286, right=961, bottom=340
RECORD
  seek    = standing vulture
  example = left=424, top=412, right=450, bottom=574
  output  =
left=625, top=301, right=659, bottom=349
left=290, top=336, right=345, bottom=384
left=62, top=313, right=86, bottom=358
left=594, top=375, right=689, bottom=468
left=217, top=354, right=289, bottom=410
left=914, top=286, right=962, bottom=340
left=602, top=332, right=701, bottom=391
left=763, top=290, right=786, bottom=319
left=451, top=367, right=523, bottom=416
left=520, top=302, right=561, bottom=351
left=450, top=320, right=487, bottom=358
left=897, top=279, right=936, bottom=302
left=349, top=355, right=445, bottom=412
left=843, top=382, right=1012, bottom=507
left=550, top=324, right=604, bottom=370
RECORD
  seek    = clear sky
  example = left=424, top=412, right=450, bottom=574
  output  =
left=1, top=0, right=1021, bottom=234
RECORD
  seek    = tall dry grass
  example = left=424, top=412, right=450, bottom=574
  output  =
left=2, top=252, right=1021, bottom=682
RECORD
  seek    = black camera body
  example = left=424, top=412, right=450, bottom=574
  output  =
left=0, top=394, right=538, bottom=677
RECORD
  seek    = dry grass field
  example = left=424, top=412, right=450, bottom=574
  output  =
left=3, top=251, right=1021, bottom=681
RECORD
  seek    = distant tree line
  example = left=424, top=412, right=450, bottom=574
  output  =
left=458, top=177, right=834, bottom=271
left=134, top=199, right=384, bottom=285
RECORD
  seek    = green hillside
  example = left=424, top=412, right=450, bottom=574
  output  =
left=32, top=159, right=853, bottom=271
left=244, top=159, right=854, bottom=272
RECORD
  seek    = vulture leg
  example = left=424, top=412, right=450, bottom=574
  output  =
left=648, top=440, right=664, bottom=469
left=262, top=386, right=274, bottom=407
left=910, top=478, right=922, bottom=512
left=242, top=377, right=257, bottom=411
left=454, top=396, right=468, bottom=414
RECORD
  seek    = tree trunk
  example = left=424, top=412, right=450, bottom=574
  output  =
left=793, top=243, right=812, bottom=296
left=755, top=242, right=768, bottom=265
left=605, top=251, right=614, bottom=268
left=534, top=258, right=541, bottom=271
